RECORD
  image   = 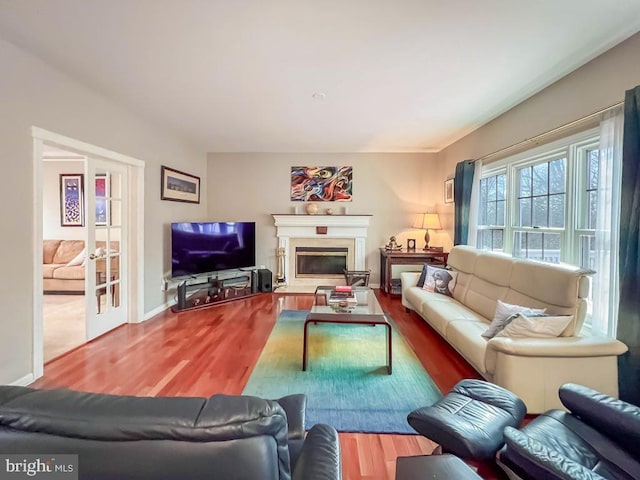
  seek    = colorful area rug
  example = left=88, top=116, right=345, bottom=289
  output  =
left=242, top=310, right=442, bottom=433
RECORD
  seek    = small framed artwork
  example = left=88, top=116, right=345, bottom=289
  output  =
left=60, top=174, right=84, bottom=227
left=161, top=166, right=201, bottom=204
left=444, top=178, right=454, bottom=204
left=407, top=238, right=417, bottom=251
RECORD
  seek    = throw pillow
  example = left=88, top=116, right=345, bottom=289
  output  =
left=495, top=313, right=574, bottom=338
left=422, top=265, right=457, bottom=297
left=65, top=248, right=86, bottom=267
left=482, top=300, right=546, bottom=339
left=416, top=264, right=429, bottom=288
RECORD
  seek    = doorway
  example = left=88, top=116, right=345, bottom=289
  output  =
left=33, top=127, right=145, bottom=379
left=41, top=151, right=88, bottom=362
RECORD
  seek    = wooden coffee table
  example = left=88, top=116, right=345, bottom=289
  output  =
left=302, top=286, right=392, bottom=374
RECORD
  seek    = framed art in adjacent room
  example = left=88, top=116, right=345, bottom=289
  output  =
left=444, top=178, right=454, bottom=204
left=60, top=173, right=84, bottom=227
left=161, top=166, right=201, bottom=204
left=95, top=173, right=109, bottom=226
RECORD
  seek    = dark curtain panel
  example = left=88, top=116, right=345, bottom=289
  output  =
left=453, top=160, right=476, bottom=245
left=618, top=85, right=640, bottom=406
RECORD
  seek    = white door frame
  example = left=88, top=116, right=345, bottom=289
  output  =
left=32, top=127, right=145, bottom=379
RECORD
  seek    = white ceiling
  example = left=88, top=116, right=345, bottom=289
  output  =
left=1, top=1, right=639, bottom=153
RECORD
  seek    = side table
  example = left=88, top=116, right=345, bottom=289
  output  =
left=379, top=248, right=448, bottom=295
left=395, top=455, right=482, bottom=480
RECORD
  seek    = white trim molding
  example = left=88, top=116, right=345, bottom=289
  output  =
left=272, top=214, right=372, bottom=290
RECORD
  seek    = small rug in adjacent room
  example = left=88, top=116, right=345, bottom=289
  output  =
left=242, top=310, right=442, bottom=434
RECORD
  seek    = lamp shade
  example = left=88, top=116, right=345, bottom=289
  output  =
left=412, top=213, right=441, bottom=230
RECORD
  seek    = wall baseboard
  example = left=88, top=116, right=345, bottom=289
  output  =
left=11, top=373, right=35, bottom=386
left=143, top=301, right=174, bottom=322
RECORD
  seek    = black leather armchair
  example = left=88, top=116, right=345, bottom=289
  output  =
left=498, top=383, right=640, bottom=480
left=0, top=386, right=341, bottom=480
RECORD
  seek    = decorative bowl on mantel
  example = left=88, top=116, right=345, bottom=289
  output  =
left=305, top=203, right=320, bottom=215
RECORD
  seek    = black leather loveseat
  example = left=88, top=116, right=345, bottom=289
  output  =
left=498, top=383, right=640, bottom=480
left=0, top=386, right=341, bottom=480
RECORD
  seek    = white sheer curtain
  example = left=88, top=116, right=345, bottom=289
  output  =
left=591, top=107, right=624, bottom=337
left=466, top=159, right=483, bottom=247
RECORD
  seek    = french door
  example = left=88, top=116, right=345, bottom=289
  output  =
left=85, top=157, right=128, bottom=340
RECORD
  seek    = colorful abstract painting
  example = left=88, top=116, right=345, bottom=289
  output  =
left=290, top=166, right=353, bottom=202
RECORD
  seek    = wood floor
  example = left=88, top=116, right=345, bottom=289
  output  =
left=43, top=294, right=85, bottom=363
left=34, top=290, right=506, bottom=480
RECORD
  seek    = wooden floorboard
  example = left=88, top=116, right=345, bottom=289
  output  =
left=34, top=290, right=506, bottom=480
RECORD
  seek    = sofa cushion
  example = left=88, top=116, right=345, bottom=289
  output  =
left=420, top=294, right=486, bottom=337
left=52, top=266, right=85, bottom=280
left=43, top=264, right=63, bottom=279
left=446, top=321, right=490, bottom=374
left=52, top=240, right=85, bottom=264
left=43, top=240, right=62, bottom=264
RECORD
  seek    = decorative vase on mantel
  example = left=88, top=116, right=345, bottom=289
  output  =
left=305, top=203, right=319, bottom=215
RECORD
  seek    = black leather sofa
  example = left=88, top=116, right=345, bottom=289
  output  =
left=0, top=386, right=341, bottom=480
left=497, top=383, right=640, bottom=480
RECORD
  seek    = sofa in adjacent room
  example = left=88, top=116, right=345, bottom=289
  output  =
left=401, top=245, right=628, bottom=413
left=43, top=240, right=119, bottom=294
left=0, top=386, right=342, bottom=480
left=43, top=239, right=86, bottom=293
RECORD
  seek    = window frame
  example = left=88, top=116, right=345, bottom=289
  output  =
left=477, top=128, right=599, bottom=266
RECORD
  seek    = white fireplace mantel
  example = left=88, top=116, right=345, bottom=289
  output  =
left=272, top=214, right=372, bottom=288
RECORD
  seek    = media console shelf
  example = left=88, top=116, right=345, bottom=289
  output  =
left=171, top=271, right=258, bottom=312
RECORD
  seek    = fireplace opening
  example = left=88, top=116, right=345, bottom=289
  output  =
left=296, top=247, right=347, bottom=278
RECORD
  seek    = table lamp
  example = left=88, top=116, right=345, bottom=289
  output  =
left=412, top=213, right=441, bottom=250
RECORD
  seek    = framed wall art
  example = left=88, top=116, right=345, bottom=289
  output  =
left=444, top=178, right=454, bottom=204
left=60, top=174, right=84, bottom=227
left=290, top=166, right=353, bottom=202
left=161, top=166, right=201, bottom=204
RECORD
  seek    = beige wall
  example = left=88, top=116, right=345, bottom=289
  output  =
left=206, top=153, right=445, bottom=285
left=438, top=31, right=640, bottom=177
left=0, top=37, right=207, bottom=384
left=436, top=31, right=640, bottom=241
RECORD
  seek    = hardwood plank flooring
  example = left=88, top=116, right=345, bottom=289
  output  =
left=33, top=291, right=506, bottom=480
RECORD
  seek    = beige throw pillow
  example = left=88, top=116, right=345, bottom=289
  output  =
left=482, top=300, right=546, bottom=338
left=495, top=313, right=574, bottom=338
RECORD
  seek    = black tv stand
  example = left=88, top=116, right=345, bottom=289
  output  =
left=172, top=271, right=258, bottom=312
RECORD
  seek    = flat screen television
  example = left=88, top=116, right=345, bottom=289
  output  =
left=171, top=221, right=256, bottom=278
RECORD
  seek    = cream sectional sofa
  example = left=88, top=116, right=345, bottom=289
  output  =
left=401, top=245, right=628, bottom=413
